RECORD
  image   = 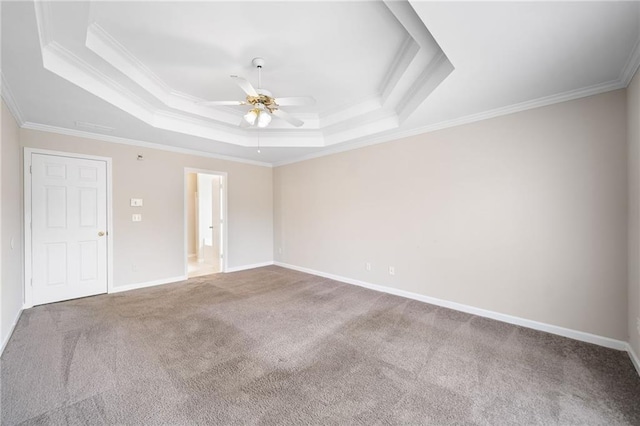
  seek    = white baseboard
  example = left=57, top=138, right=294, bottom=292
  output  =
left=109, top=275, right=188, bottom=294
left=225, top=261, right=274, bottom=273
left=274, top=262, right=628, bottom=351
left=627, top=343, right=640, bottom=376
left=1, top=308, right=23, bottom=356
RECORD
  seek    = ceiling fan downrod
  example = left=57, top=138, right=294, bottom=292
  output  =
left=252, top=57, right=265, bottom=89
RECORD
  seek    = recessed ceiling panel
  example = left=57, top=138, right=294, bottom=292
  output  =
left=87, top=1, right=408, bottom=112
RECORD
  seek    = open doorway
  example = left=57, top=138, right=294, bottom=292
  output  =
left=184, top=169, right=227, bottom=278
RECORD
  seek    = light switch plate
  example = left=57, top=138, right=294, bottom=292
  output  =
left=130, top=198, right=143, bottom=207
left=132, top=214, right=142, bottom=222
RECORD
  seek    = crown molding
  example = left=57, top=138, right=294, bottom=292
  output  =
left=620, top=4, right=640, bottom=87
left=42, top=41, right=257, bottom=146
left=323, top=108, right=398, bottom=138
left=384, top=0, right=439, bottom=52
left=382, top=0, right=453, bottom=123
left=33, top=0, right=54, bottom=48
left=414, top=79, right=626, bottom=134
left=45, top=41, right=156, bottom=123
left=319, top=94, right=383, bottom=128
left=398, top=52, right=454, bottom=123
left=26, top=76, right=621, bottom=169
left=274, top=79, right=625, bottom=167
left=87, top=22, right=169, bottom=94
left=621, top=35, right=640, bottom=87
left=20, top=122, right=273, bottom=168
left=326, top=114, right=399, bottom=147
left=380, top=36, right=419, bottom=103
left=0, top=72, right=25, bottom=126
left=85, top=22, right=242, bottom=125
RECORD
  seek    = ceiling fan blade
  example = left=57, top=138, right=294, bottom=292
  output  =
left=231, top=75, right=258, bottom=97
left=274, top=96, right=316, bottom=106
left=198, top=100, right=246, bottom=106
left=272, top=109, right=304, bottom=127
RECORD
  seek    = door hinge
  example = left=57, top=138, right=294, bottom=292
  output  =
left=30, top=278, right=33, bottom=287
left=29, top=165, right=32, bottom=174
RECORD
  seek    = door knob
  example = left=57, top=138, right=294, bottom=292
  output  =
left=98, top=231, right=105, bottom=237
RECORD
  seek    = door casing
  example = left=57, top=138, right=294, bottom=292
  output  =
left=24, top=147, right=114, bottom=308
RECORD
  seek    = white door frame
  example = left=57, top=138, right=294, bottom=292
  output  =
left=184, top=168, right=228, bottom=276
left=23, top=148, right=114, bottom=308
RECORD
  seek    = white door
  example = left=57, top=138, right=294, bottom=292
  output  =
left=31, top=153, right=108, bottom=305
left=210, top=177, right=222, bottom=271
left=197, top=174, right=222, bottom=272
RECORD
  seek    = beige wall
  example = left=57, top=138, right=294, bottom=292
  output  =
left=275, top=90, right=628, bottom=341
left=1, top=100, right=24, bottom=348
left=2, top=84, right=637, bottom=348
left=187, top=173, right=197, bottom=256
left=20, top=129, right=273, bottom=287
left=629, top=68, right=640, bottom=357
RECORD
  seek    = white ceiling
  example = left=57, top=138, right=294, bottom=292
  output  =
left=2, top=1, right=639, bottom=166
left=86, top=1, right=407, bottom=113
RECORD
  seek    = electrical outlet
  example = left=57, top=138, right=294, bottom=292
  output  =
left=389, top=266, right=395, bottom=276
left=132, top=264, right=138, bottom=272
left=278, top=247, right=283, bottom=254
left=366, top=262, right=371, bottom=271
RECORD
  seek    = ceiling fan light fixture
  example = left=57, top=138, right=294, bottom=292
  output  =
left=257, top=110, right=272, bottom=128
left=244, top=108, right=259, bottom=125
left=204, top=57, right=314, bottom=129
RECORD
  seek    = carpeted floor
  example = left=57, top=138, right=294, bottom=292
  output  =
left=1, top=266, right=639, bottom=425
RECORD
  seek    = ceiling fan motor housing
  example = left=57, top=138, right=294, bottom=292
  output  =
left=248, top=93, right=277, bottom=112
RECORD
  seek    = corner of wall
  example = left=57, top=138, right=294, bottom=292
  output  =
left=1, top=99, right=26, bottom=355
left=628, top=67, right=640, bottom=360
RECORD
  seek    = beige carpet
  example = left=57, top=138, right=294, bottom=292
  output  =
left=2, top=266, right=639, bottom=425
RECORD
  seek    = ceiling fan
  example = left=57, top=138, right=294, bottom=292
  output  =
left=200, top=57, right=315, bottom=128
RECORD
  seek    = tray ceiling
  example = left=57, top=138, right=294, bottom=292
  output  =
left=2, top=1, right=639, bottom=165
left=29, top=0, right=452, bottom=148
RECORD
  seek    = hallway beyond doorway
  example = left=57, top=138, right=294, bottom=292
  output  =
left=188, top=258, right=219, bottom=278
left=185, top=169, right=227, bottom=279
